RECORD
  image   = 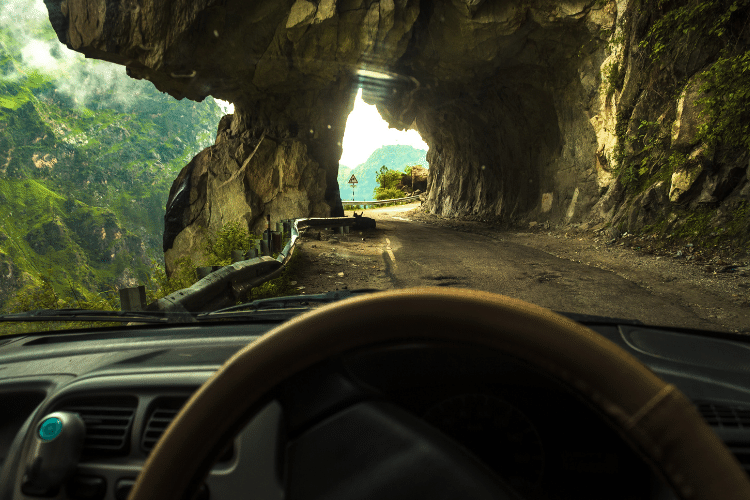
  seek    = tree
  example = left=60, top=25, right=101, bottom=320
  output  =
left=374, top=165, right=405, bottom=200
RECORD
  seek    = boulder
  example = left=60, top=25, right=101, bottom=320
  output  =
left=672, top=76, right=708, bottom=150
left=398, top=166, right=428, bottom=193
left=163, top=129, right=331, bottom=274
left=669, top=165, right=704, bottom=203
left=669, top=146, right=712, bottom=203
left=696, top=164, right=746, bottom=204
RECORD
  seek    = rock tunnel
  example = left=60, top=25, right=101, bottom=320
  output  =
left=43, top=0, right=619, bottom=273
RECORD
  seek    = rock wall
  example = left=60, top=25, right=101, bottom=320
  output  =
left=381, top=0, right=749, bottom=243
left=583, top=1, right=750, bottom=245
left=375, top=1, right=617, bottom=223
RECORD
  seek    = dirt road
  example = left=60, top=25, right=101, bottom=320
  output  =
left=292, top=203, right=750, bottom=333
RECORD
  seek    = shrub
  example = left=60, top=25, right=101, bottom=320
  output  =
left=697, top=51, right=750, bottom=150
left=145, top=256, right=198, bottom=303
left=374, top=166, right=406, bottom=200
left=12, top=274, right=60, bottom=312
left=375, top=187, right=406, bottom=200
left=203, top=221, right=258, bottom=267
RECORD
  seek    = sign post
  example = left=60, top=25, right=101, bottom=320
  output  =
left=347, top=174, right=358, bottom=201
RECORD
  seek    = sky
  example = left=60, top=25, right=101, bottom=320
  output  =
left=339, top=88, right=427, bottom=167
left=215, top=100, right=234, bottom=114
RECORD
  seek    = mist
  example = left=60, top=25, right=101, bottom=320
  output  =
left=0, top=0, right=232, bottom=113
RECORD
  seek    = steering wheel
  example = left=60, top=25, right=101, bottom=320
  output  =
left=128, top=288, right=750, bottom=500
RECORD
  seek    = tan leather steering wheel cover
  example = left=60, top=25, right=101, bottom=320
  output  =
left=129, top=288, right=750, bottom=500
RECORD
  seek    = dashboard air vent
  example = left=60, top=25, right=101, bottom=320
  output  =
left=141, top=396, right=233, bottom=463
left=726, top=444, right=750, bottom=477
left=57, top=396, right=137, bottom=458
left=696, top=402, right=750, bottom=478
left=697, top=402, right=750, bottom=429
left=141, top=397, right=188, bottom=453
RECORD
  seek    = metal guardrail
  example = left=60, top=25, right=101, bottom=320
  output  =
left=341, top=195, right=420, bottom=207
left=148, top=217, right=360, bottom=313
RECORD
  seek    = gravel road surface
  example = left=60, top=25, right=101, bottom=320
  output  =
left=292, top=203, right=750, bottom=333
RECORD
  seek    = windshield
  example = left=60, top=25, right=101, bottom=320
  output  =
left=1, top=0, right=749, bottom=335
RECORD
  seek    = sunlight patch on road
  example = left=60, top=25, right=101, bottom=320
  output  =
left=384, top=237, right=397, bottom=270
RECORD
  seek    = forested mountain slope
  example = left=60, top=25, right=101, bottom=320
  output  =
left=337, top=145, right=427, bottom=200
left=0, top=11, right=224, bottom=312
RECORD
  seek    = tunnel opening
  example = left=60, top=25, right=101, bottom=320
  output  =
left=338, top=87, right=429, bottom=203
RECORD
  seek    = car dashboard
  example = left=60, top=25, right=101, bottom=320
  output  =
left=0, top=318, right=749, bottom=500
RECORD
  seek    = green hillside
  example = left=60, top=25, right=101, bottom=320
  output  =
left=0, top=20, right=224, bottom=312
left=338, top=145, right=427, bottom=201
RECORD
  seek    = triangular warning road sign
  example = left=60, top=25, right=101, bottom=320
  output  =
left=348, top=174, right=358, bottom=184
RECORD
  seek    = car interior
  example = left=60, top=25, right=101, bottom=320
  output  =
left=1, top=288, right=749, bottom=500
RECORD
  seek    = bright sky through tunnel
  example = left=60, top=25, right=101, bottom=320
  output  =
left=340, top=88, right=427, bottom=167
left=215, top=100, right=234, bottom=114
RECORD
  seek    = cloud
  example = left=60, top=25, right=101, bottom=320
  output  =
left=20, top=39, right=66, bottom=72
left=0, top=0, right=158, bottom=111
left=215, top=99, right=234, bottom=114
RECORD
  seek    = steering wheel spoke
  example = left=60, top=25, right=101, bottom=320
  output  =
left=286, top=400, right=522, bottom=500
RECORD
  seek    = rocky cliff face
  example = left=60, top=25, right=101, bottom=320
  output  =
left=374, top=1, right=617, bottom=222
left=45, top=0, right=750, bottom=272
left=583, top=1, right=750, bottom=246
left=44, top=0, right=420, bottom=273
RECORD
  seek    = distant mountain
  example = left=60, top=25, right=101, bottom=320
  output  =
left=338, top=145, right=427, bottom=201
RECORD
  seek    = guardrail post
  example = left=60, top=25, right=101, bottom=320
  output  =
left=120, top=285, right=146, bottom=311
left=266, top=214, right=272, bottom=255
left=231, top=249, right=245, bottom=263
left=197, top=266, right=213, bottom=279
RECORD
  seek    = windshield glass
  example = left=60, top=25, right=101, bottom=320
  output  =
left=1, top=0, right=749, bottom=335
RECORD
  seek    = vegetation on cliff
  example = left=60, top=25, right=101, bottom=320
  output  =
left=0, top=13, right=225, bottom=314
left=600, top=0, right=750, bottom=253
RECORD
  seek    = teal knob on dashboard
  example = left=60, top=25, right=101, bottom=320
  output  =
left=39, top=417, right=63, bottom=441
left=24, top=412, right=85, bottom=495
